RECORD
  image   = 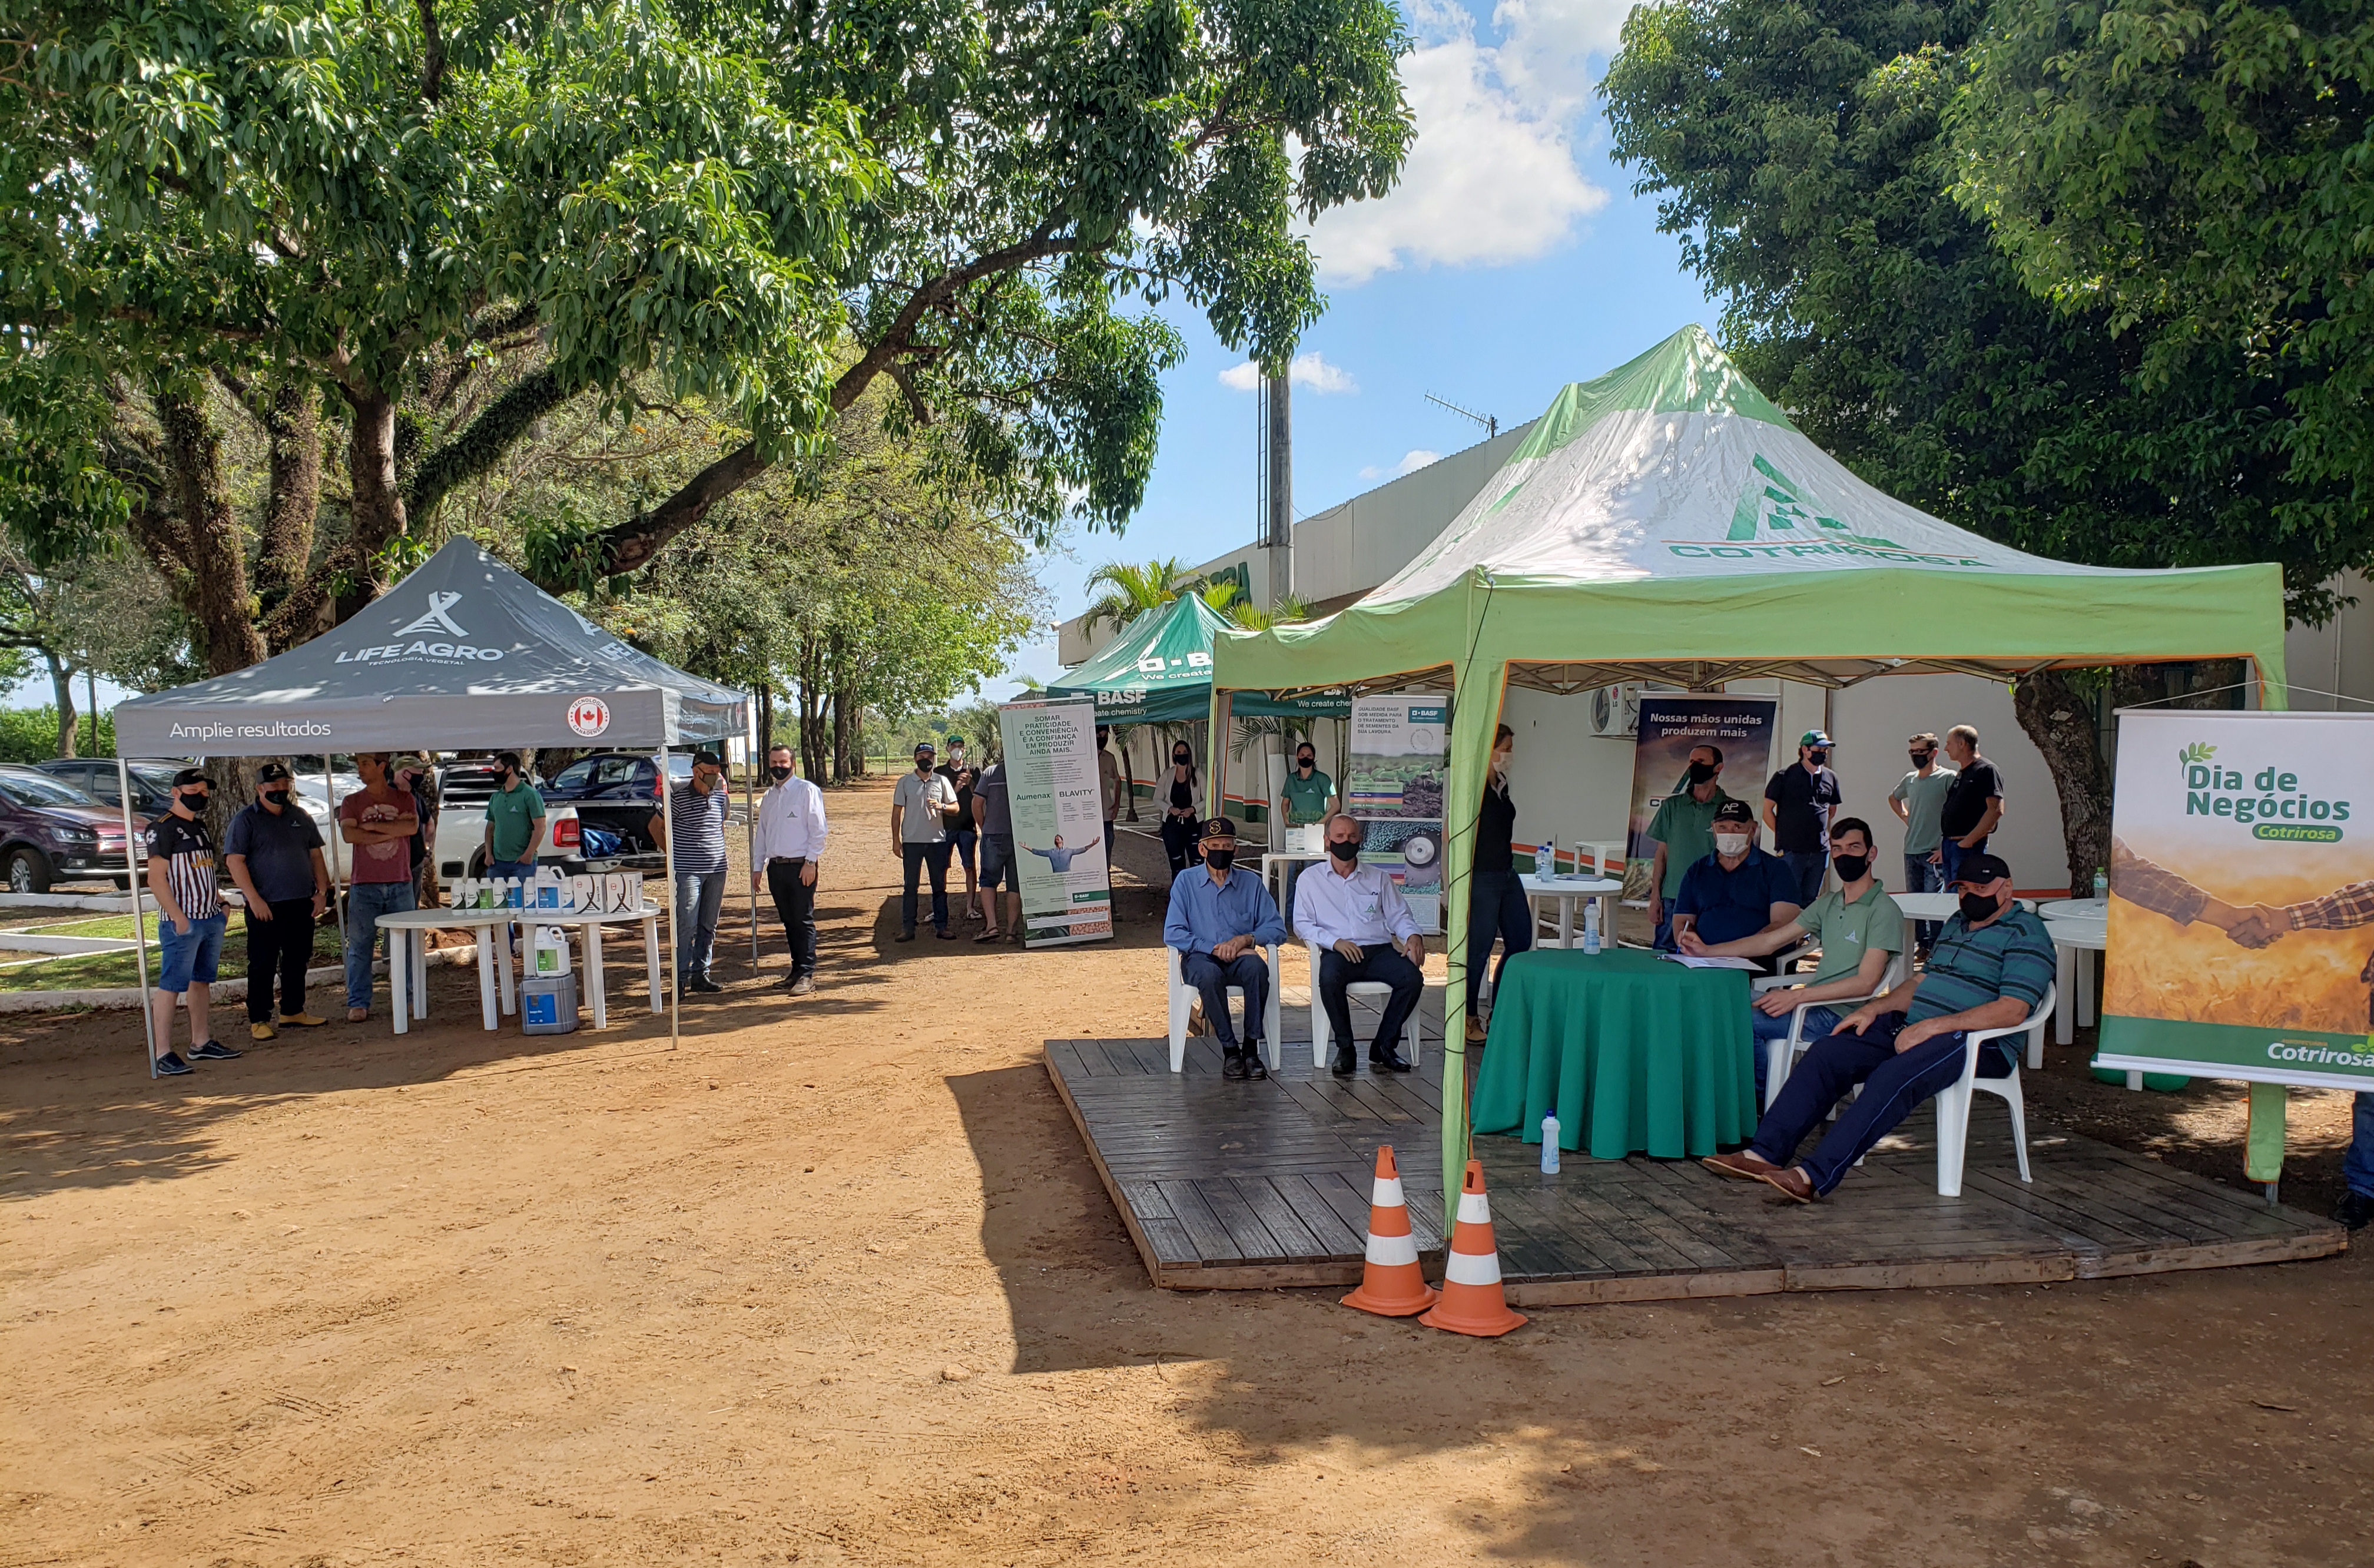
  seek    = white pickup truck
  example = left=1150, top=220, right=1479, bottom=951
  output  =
left=430, top=762, right=602, bottom=887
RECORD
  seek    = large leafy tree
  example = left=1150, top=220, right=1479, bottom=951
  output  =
left=1951, top=0, right=2374, bottom=523
left=1601, top=0, right=2371, bottom=889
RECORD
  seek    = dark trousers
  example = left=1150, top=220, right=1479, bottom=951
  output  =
left=1780, top=847, right=1828, bottom=907
left=1464, top=867, right=1533, bottom=1010
left=1903, top=853, right=1947, bottom=948
left=1159, top=815, right=1199, bottom=880
left=765, top=858, right=818, bottom=976
left=244, top=898, right=317, bottom=1023
left=1180, top=949, right=1269, bottom=1048
left=1318, top=944, right=1424, bottom=1057
left=1747, top=1013, right=2012, bottom=1194
left=900, top=841, right=951, bottom=933
left=1939, top=836, right=1989, bottom=887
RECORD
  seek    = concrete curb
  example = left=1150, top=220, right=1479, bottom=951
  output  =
left=0, top=942, right=486, bottom=1013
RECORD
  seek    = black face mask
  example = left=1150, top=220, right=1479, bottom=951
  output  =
left=1174, top=753, right=1191, bottom=766
left=1328, top=839, right=1360, bottom=864
left=1297, top=756, right=1314, bottom=772
left=1833, top=853, right=1870, bottom=882
left=181, top=791, right=209, bottom=810
left=1959, top=891, right=2001, bottom=923
left=768, top=764, right=793, bottom=781
left=1203, top=848, right=1235, bottom=872
left=1807, top=750, right=1829, bottom=766
left=262, top=788, right=290, bottom=806
left=1686, top=760, right=1716, bottom=785
left=1910, top=751, right=1934, bottom=767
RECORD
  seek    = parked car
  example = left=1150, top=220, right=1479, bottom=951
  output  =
left=538, top=751, right=692, bottom=864
left=0, top=765, right=142, bottom=891
left=429, top=761, right=599, bottom=885
left=37, top=757, right=177, bottom=818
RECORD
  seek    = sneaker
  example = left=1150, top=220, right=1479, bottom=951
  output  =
left=278, top=1012, right=327, bottom=1027
left=2335, top=1192, right=2374, bottom=1231
left=189, top=1040, right=243, bottom=1061
left=154, top=1051, right=194, bottom=1076
left=686, top=974, right=724, bottom=994
left=790, top=974, right=815, bottom=996
left=250, top=1021, right=278, bottom=1042
left=774, top=971, right=803, bottom=990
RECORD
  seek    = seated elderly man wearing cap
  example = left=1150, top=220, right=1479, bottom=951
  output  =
left=1295, top=811, right=1426, bottom=1076
left=1669, top=798, right=1802, bottom=959
left=1162, top=816, right=1286, bottom=1080
left=1704, top=852, right=2055, bottom=1202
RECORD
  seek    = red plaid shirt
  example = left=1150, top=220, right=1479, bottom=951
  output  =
left=2110, top=839, right=2208, bottom=925
left=2283, top=881, right=2374, bottom=931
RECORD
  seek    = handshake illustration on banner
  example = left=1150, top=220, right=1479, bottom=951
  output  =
left=2114, top=837, right=2374, bottom=977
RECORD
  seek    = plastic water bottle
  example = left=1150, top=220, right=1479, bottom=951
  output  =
left=1540, top=1115, right=1561, bottom=1173
left=1581, top=899, right=1602, bottom=955
left=2093, top=867, right=2108, bottom=901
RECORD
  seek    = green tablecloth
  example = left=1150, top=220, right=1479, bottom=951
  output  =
left=1471, top=949, right=1758, bottom=1159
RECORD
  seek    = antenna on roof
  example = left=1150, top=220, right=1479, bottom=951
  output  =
left=1425, top=392, right=1498, bottom=439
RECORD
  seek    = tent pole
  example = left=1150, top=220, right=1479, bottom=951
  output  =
left=745, top=692, right=760, bottom=972
left=323, top=762, right=344, bottom=933
left=661, top=743, right=679, bottom=1050
left=120, top=755, right=157, bottom=1076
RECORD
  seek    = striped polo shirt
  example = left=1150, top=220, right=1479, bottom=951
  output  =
left=666, top=780, right=730, bottom=874
left=145, top=813, right=223, bottom=920
left=1912, top=906, right=2055, bottom=1065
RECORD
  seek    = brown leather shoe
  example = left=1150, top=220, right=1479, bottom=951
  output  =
left=1760, top=1166, right=1819, bottom=1204
left=1702, top=1149, right=1783, bottom=1182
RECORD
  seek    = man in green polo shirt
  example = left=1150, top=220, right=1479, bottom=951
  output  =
left=1646, top=743, right=1729, bottom=949
left=482, top=751, right=547, bottom=879
left=1677, top=817, right=1902, bottom=1105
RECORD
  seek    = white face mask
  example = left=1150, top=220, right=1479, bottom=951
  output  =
left=1491, top=750, right=1511, bottom=777
left=1713, top=833, right=1751, bottom=857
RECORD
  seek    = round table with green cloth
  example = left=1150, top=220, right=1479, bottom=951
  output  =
left=1471, top=948, right=1759, bottom=1159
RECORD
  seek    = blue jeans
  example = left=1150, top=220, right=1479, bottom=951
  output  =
left=344, top=880, right=417, bottom=1009
left=1179, top=949, right=1270, bottom=1048
left=901, top=841, right=952, bottom=933
left=1747, top=1013, right=2011, bottom=1195
left=2346, top=1092, right=2374, bottom=1199
left=1939, top=837, right=1988, bottom=887
left=1780, top=848, right=1828, bottom=907
left=1749, top=1003, right=1841, bottom=1101
left=486, top=857, right=534, bottom=883
left=1903, top=852, right=1947, bottom=948
left=674, top=868, right=727, bottom=978
left=1465, top=867, right=1533, bottom=1011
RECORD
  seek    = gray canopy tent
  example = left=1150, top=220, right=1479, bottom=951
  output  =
left=111, top=539, right=753, bottom=1069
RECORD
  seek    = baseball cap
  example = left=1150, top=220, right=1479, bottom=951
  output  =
left=1948, top=853, right=2012, bottom=888
left=257, top=761, right=293, bottom=783
left=1712, top=799, right=1755, bottom=826
left=1800, top=729, right=1833, bottom=748
left=692, top=750, right=723, bottom=769
left=1200, top=816, right=1238, bottom=840
left=171, top=767, right=213, bottom=788
left=913, top=740, right=936, bottom=757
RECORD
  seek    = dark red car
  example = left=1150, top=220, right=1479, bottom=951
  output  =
left=0, top=765, right=142, bottom=891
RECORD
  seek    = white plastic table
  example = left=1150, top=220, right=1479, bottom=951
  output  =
left=517, top=907, right=667, bottom=1029
left=1261, top=852, right=1327, bottom=931
left=2044, top=912, right=2109, bottom=1047
left=376, top=906, right=515, bottom=1033
left=1893, top=892, right=1962, bottom=960
left=1520, top=874, right=1624, bottom=949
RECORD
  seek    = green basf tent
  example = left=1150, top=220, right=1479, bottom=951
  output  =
left=1049, top=591, right=1348, bottom=725
left=1206, top=326, right=2292, bottom=1216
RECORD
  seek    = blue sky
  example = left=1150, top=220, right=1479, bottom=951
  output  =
left=987, top=0, right=1718, bottom=698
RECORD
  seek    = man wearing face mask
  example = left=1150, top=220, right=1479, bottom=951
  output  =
left=1764, top=729, right=1843, bottom=906
left=651, top=750, right=734, bottom=989
left=751, top=743, right=828, bottom=993
left=1276, top=735, right=1335, bottom=930
left=1163, top=817, right=1287, bottom=1079
left=144, top=768, right=238, bottom=1075
left=226, top=761, right=332, bottom=1042
left=1670, top=799, right=1802, bottom=956
left=1679, top=818, right=1903, bottom=1103
left=1295, top=813, right=1427, bottom=1076
left=890, top=740, right=960, bottom=942
left=1889, top=731, right=1957, bottom=954
left=339, top=752, right=420, bottom=1022
left=1647, top=744, right=1731, bottom=950
left=1704, top=853, right=2054, bottom=1202
left=1464, top=724, right=1530, bottom=1043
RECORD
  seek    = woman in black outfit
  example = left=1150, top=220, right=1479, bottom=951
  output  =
left=1465, top=724, right=1532, bottom=1042
left=1161, top=741, right=1201, bottom=881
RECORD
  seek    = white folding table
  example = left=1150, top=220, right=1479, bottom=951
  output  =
left=374, top=904, right=664, bottom=1033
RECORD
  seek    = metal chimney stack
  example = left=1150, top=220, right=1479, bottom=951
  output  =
left=1264, top=369, right=1292, bottom=602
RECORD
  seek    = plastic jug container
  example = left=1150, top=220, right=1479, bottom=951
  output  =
left=530, top=926, right=572, bottom=977
left=520, top=973, right=579, bottom=1034
left=1540, top=1115, right=1561, bottom=1173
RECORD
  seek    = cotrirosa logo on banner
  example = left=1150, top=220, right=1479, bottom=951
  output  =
left=2098, top=710, right=2374, bottom=1092
left=1619, top=693, right=1778, bottom=901
left=996, top=698, right=1113, bottom=949
left=1347, top=693, right=1448, bottom=933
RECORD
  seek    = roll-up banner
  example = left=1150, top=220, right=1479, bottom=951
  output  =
left=1621, top=694, right=1779, bottom=900
left=1346, top=692, right=1450, bottom=934
left=997, top=698, right=1115, bottom=949
left=2098, top=710, right=2374, bottom=1092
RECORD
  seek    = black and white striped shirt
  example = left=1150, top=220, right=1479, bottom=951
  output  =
left=145, top=813, right=223, bottom=920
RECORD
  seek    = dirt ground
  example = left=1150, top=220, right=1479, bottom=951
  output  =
left=5, top=775, right=2368, bottom=1567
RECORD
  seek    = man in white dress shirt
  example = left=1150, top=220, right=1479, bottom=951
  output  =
left=1294, top=812, right=1426, bottom=1076
left=751, top=743, right=829, bottom=993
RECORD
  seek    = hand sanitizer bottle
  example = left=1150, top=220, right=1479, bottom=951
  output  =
left=1541, top=1115, right=1561, bottom=1173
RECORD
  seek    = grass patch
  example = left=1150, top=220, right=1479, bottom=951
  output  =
left=0, top=913, right=343, bottom=993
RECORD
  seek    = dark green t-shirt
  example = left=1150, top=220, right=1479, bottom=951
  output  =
left=1647, top=784, right=1732, bottom=898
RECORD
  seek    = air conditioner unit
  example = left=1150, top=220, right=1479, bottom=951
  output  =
left=1589, top=683, right=1642, bottom=738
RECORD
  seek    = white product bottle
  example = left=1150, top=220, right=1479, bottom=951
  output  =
left=1581, top=899, right=1602, bottom=955
left=1541, top=1115, right=1561, bottom=1173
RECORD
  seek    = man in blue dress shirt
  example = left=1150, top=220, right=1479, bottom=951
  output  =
left=1163, top=817, right=1287, bottom=1080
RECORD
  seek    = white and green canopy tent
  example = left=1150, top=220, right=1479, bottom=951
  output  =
left=1047, top=591, right=1348, bottom=725
left=1206, top=326, right=2290, bottom=1213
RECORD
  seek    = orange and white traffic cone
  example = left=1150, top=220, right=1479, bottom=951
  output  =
left=1340, top=1144, right=1437, bottom=1317
left=1418, top=1159, right=1528, bottom=1337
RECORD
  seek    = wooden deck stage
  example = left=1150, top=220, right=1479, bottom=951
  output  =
left=1045, top=1000, right=2348, bottom=1303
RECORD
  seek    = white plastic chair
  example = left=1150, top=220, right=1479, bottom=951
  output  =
left=1165, top=945, right=1282, bottom=1073
left=1752, top=949, right=1909, bottom=1111
left=1307, top=940, right=1423, bottom=1069
left=1934, top=983, right=2054, bottom=1198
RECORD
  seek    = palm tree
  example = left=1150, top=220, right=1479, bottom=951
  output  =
left=1223, top=591, right=1317, bottom=632
left=1081, top=558, right=1201, bottom=634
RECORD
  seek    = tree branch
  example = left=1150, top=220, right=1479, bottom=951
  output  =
left=405, top=363, right=569, bottom=522
left=417, top=0, right=447, bottom=104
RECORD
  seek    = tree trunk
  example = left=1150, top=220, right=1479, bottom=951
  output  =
left=253, top=376, right=323, bottom=652
left=2012, top=669, right=2111, bottom=899
left=797, top=636, right=829, bottom=785
left=755, top=682, right=774, bottom=763
left=331, top=386, right=409, bottom=627
left=152, top=386, right=269, bottom=675
left=48, top=654, right=77, bottom=758
left=1120, top=728, right=1140, bottom=821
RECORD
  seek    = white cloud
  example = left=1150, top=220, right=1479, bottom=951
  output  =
left=1359, top=449, right=1444, bottom=482
left=1305, top=2, right=1620, bottom=285
left=1218, top=351, right=1358, bottom=394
